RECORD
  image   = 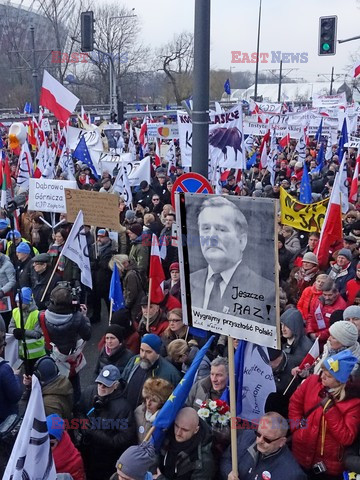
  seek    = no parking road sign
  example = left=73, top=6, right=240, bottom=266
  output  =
left=171, top=173, right=213, bottom=207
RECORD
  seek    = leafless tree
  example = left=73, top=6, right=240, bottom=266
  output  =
left=157, top=31, right=194, bottom=105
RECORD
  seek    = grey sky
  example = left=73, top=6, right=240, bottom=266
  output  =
left=133, top=0, right=360, bottom=83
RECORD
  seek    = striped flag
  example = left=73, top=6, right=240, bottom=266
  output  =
left=149, top=234, right=165, bottom=304
left=299, top=337, right=320, bottom=371
left=350, top=156, right=360, bottom=203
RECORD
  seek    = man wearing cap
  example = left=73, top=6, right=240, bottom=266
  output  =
left=153, top=172, right=169, bottom=203
left=0, top=218, right=11, bottom=253
left=77, top=364, right=136, bottom=480
left=30, top=253, right=61, bottom=310
left=135, top=181, right=155, bottom=209
left=90, top=228, right=114, bottom=323
left=327, top=248, right=355, bottom=298
left=137, top=296, right=168, bottom=336
left=122, top=333, right=181, bottom=406
left=163, top=262, right=181, bottom=302
left=127, top=224, right=149, bottom=277
left=343, top=235, right=359, bottom=269
left=111, top=442, right=156, bottom=480
left=99, top=176, right=120, bottom=196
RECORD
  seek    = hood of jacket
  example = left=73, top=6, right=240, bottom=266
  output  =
left=42, top=375, right=73, bottom=397
left=280, top=308, right=305, bottom=340
left=44, top=309, right=74, bottom=327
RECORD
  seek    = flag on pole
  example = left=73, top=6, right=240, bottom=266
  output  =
left=109, top=265, right=125, bottom=311
left=166, top=140, right=176, bottom=175
left=316, top=171, right=343, bottom=269
left=39, top=70, right=79, bottom=124
left=298, top=337, right=320, bottom=371
left=295, top=129, right=307, bottom=162
left=16, top=141, right=33, bottom=191
left=72, top=136, right=99, bottom=180
left=338, top=153, right=349, bottom=213
left=0, top=157, right=13, bottom=209
left=60, top=210, right=92, bottom=289
left=224, top=78, right=231, bottom=95
left=149, top=234, right=165, bottom=304
left=337, top=118, right=348, bottom=160
left=313, top=143, right=325, bottom=173
left=314, top=119, right=323, bottom=143
left=58, top=147, right=76, bottom=181
left=154, top=139, right=161, bottom=167
left=299, top=161, right=312, bottom=204
left=81, top=105, right=90, bottom=124
left=3, top=375, right=57, bottom=479
left=352, top=61, right=360, bottom=78
left=279, top=132, right=290, bottom=148
left=113, top=164, right=133, bottom=206
left=350, top=156, right=360, bottom=203
left=139, top=117, right=148, bottom=146
left=152, top=335, right=215, bottom=448
left=259, top=129, right=270, bottom=169
left=246, top=151, right=257, bottom=170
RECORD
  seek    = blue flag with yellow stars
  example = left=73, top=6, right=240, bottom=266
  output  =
left=72, top=136, right=99, bottom=180
left=299, top=161, right=312, bottom=204
left=224, top=78, right=231, bottom=95
left=152, top=335, right=215, bottom=449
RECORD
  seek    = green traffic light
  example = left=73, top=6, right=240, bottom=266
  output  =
left=322, top=42, right=331, bottom=51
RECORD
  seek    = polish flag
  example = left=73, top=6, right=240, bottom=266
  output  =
left=154, top=139, right=161, bottom=167
left=279, top=133, right=290, bottom=148
left=259, top=129, right=270, bottom=169
left=349, top=156, right=360, bottom=203
left=39, top=70, right=79, bottom=124
left=299, top=337, right=320, bottom=371
left=353, top=61, right=360, bottom=78
left=81, top=105, right=90, bottom=124
left=139, top=117, right=147, bottom=146
left=316, top=170, right=343, bottom=269
left=149, top=234, right=165, bottom=304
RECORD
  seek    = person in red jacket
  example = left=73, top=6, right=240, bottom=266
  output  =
left=345, top=261, right=360, bottom=306
left=46, top=414, right=85, bottom=480
left=289, top=350, right=360, bottom=479
left=297, top=273, right=328, bottom=322
left=306, top=279, right=347, bottom=348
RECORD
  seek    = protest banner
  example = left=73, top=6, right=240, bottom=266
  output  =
left=67, top=126, right=103, bottom=151
left=147, top=122, right=164, bottom=141
left=256, top=101, right=283, bottom=113
left=280, top=187, right=329, bottom=232
left=65, top=188, right=121, bottom=230
left=177, top=193, right=280, bottom=349
left=312, top=92, right=347, bottom=108
left=98, top=153, right=150, bottom=186
left=28, top=178, right=77, bottom=213
left=157, top=124, right=179, bottom=139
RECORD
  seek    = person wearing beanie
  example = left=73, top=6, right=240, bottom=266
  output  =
left=16, top=241, right=34, bottom=288
left=163, top=262, right=181, bottom=302
left=122, top=334, right=181, bottom=407
left=95, top=324, right=134, bottom=377
left=137, top=295, right=169, bottom=337
left=345, top=261, right=360, bottom=307
left=288, top=252, right=321, bottom=302
left=297, top=274, right=328, bottom=324
left=313, top=321, right=360, bottom=377
left=327, top=248, right=356, bottom=298
left=111, top=442, right=156, bottom=480
left=134, top=378, right=174, bottom=443
left=6, top=230, right=38, bottom=266
left=76, top=364, right=136, bottom=480
left=127, top=223, right=149, bottom=277
left=289, top=349, right=360, bottom=478
left=8, top=286, right=46, bottom=372
left=46, top=414, right=85, bottom=480
left=343, top=305, right=360, bottom=343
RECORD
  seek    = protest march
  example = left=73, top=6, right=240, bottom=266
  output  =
left=2, top=5, right=360, bottom=480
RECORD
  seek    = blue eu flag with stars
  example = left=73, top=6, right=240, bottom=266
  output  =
left=72, top=136, right=99, bottom=180
left=299, top=161, right=312, bottom=204
left=224, top=78, right=231, bottom=95
left=109, top=266, right=125, bottom=311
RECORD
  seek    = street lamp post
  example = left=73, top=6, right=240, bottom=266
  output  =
left=254, top=0, right=262, bottom=102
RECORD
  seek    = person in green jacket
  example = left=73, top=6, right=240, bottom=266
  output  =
left=8, top=286, right=46, bottom=373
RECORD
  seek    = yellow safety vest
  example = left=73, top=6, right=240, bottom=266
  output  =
left=13, top=308, right=46, bottom=359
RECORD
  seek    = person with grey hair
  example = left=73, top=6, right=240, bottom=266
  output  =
left=186, top=356, right=229, bottom=411
left=189, top=196, right=274, bottom=321
left=343, top=305, right=360, bottom=342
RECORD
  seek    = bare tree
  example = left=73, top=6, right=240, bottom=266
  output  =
left=157, top=32, right=194, bottom=105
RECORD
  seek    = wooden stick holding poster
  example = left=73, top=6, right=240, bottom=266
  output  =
left=40, top=254, right=63, bottom=303
left=228, top=336, right=238, bottom=476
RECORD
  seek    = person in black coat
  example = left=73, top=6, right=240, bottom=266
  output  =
left=30, top=253, right=61, bottom=310
left=94, top=325, right=134, bottom=377
left=344, top=434, right=360, bottom=474
left=76, top=365, right=136, bottom=480
left=278, top=234, right=293, bottom=282
left=16, top=242, right=33, bottom=288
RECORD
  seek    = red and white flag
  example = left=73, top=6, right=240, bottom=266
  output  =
left=39, top=70, right=79, bottom=124
left=350, top=156, right=360, bottom=203
left=353, top=61, right=360, bottom=78
left=259, top=129, right=270, bottom=169
left=279, top=133, right=290, bottom=148
left=149, top=234, right=165, bottom=304
left=139, top=117, right=148, bottom=146
left=154, top=139, right=161, bottom=167
left=299, top=337, right=320, bottom=371
left=81, top=105, right=90, bottom=124
left=316, top=171, right=343, bottom=269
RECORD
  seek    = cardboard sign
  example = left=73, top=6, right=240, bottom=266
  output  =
left=65, top=189, right=121, bottom=230
left=28, top=178, right=77, bottom=213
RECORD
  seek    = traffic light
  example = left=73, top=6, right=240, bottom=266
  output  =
left=318, top=16, right=337, bottom=56
left=81, top=11, right=94, bottom=52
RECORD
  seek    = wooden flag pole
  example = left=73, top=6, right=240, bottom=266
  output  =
left=283, top=374, right=297, bottom=396
left=228, top=336, right=238, bottom=477
left=40, top=254, right=63, bottom=303
left=146, top=278, right=152, bottom=332
left=109, top=299, right=113, bottom=325
left=142, top=425, right=155, bottom=444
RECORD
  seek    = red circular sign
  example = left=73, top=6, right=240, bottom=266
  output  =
left=171, top=173, right=214, bottom=207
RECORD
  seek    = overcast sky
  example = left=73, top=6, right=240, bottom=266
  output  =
left=133, top=0, right=360, bottom=84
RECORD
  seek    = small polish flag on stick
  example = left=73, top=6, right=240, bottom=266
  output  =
left=298, top=337, right=320, bottom=371
left=40, top=70, right=79, bottom=124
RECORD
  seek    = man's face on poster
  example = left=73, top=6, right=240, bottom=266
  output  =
left=198, top=205, right=247, bottom=273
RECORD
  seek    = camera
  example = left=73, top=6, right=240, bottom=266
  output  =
left=312, top=462, right=327, bottom=474
left=56, top=281, right=81, bottom=311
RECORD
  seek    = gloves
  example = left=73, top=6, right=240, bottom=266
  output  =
left=0, top=290, right=5, bottom=299
left=13, top=328, right=26, bottom=341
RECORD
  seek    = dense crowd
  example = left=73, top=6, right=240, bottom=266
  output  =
left=0, top=119, right=360, bottom=480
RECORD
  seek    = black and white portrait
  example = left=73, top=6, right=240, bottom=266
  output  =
left=179, top=193, right=279, bottom=348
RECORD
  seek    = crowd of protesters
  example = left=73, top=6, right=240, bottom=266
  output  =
left=0, top=115, right=360, bottom=480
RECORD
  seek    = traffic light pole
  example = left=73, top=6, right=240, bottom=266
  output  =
left=330, top=66, right=334, bottom=95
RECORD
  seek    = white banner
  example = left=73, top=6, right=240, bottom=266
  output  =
left=241, top=343, right=276, bottom=423
left=256, top=102, right=283, bottom=113
left=67, top=126, right=103, bottom=151
left=99, top=153, right=150, bottom=186
left=147, top=122, right=164, bottom=142
left=4, top=333, right=18, bottom=367
left=61, top=210, right=92, bottom=289
left=28, top=178, right=77, bottom=213
left=157, top=124, right=179, bottom=139
left=4, top=376, right=57, bottom=480
left=312, top=92, right=347, bottom=108
left=113, top=164, right=133, bottom=206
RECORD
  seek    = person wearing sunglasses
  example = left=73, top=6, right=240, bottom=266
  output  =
left=221, top=411, right=306, bottom=480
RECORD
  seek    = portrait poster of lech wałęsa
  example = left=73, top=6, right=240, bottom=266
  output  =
left=176, top=193, right=280, bottom=349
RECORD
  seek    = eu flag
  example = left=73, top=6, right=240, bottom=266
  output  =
left=313, top=143, right=325, bottom=173
left=337, top=118, right=348, bottom=160
left=246, top=151, right=257, bottom=170
left=109, top=266, right=125, bottom=311
left=299, top=161, right=312, bottom=204
left=224, top=78, right=231, bottom=95
left=152, top=335, right=215, bottom=449
left=72, top=136, right=99, bottom=180
left=314, top=119, right=323, bottom=142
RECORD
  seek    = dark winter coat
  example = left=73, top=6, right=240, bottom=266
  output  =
left=44, top=310, right=91, bottom=355
left=122, top=263, right=145, bottom=320
left=42, top=375, right=73, bottom=422
left=91, top=240, right=114, bottom=296
left=94, top=344, right=134, bottom=376
left=17, top=256, right=33, bottom=289
left=30, top=267, right=61, bottom=310
left=0, top=359, right=22, bottom=422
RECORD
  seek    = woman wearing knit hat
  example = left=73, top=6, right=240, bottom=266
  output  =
left=313, top=321, right=360, bottom=377
left=344, top=305, right=360, bottom=343
left=134, top=377, right=173, bottom=443
left=95, top=324, right=134, bottom=377
left=327, top=248, right=356, bottom=298
left=289, top=350, right=360, bottom=478
left=289, top=252, right=321, bottom=303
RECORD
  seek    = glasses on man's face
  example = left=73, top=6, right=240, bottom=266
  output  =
left=255, top=430, right=283, bottom=444
left=153, top=198, right=160, bottom=202
left=168, top=318, right=182, bottom=323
